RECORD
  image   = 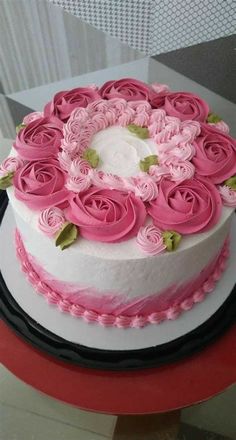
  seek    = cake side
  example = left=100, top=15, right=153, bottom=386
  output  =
left=7, top=185, right=233, bottom=298
left=14, top=225, right=231, bottom=327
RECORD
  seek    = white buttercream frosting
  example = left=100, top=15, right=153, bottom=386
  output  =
left=90, top=126, right=157, bottom=177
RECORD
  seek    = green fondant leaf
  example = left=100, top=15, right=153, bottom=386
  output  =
left=16, top=123, right=26, bottom=134
left=162, top=230, right=182, bottom=252
left=127, top=124, right=149, bottom=139
left=207, top=112, right=222, bottom=123
left=83, top=148, right=100, bottom=168
left=55, top=222, right=78, bottom=251
left=225, top=175, right=236, bottom=190
left=139, top=155, right=159, bottom=172
left=0, top=172, right=14, bottom=190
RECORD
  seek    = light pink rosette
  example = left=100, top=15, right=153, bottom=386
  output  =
left=66, top=159, right=92, bottom=193
left=38, top=207, right=66, bottom=236
left=192, top=124, right=236, bottom=184
left=208, top=120, right=230, bottom=134
left=0, top=156, right=24, bottom=177
left=58, top=150, right=73, bottom=171
left=14, top=117, right=63, bottom=161
left=218, top=185, right=236, bottom=207
left=136, top=225, right=166, bottom=255
left=133, top=111, right=150, bottom=127
left=132, top=175, right=158, bottom=201
left=181, top=120, right=201, bottom=141
left=13, top=159, right=69, bottom=210
left=69, top=158, right=92, bottom=176
left=148, top=177, right=222, bottom=234
left=44, top=87, right=100, bottom=122
left=23, top=112, right=44, bottom=125
left=99, top=78, right=150, bottom=101
left=151, top=83, right=170, bottom=94
left=149, top=164, right=170, bottom=182
left=66, top=175, right=91, bottom=193
left=167, top=160, right=195, bottom=182
left=92, top=172, right=125, bottom=191
left=150, top=91, right=209, bottom=122
left=129, top=101, right=151, bottom=112
left=66, top=188, right=147, bottom=243
left=168, top=143, right=196, bottom=161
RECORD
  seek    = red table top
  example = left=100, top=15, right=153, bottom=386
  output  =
left=0, top=319, right=235, bottom=415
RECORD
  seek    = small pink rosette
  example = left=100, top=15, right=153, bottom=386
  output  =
left=13, top=158, right=69, bottom=210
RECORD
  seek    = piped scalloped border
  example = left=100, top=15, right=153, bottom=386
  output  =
left=15, top=228, right=229, bottom=329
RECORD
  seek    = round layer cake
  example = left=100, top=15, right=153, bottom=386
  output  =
left=1, top=78, right=236, bottom=333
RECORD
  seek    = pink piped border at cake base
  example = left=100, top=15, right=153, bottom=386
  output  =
left=15, top=229, right=230, bottom=328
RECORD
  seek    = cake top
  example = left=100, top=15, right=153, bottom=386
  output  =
left=1, top=78, right=236, bottom=255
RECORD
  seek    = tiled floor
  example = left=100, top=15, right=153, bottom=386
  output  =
left=0, top=366, right=116, bottom=440
left=0, top=365, right=235, bottom=440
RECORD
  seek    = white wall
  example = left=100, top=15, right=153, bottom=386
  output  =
left=0, top=0, right=143, bottom=94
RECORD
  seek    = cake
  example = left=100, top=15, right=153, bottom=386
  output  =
left=0, top=78, right=235, bottom=349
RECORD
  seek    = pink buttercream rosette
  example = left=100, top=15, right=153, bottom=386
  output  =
left=218, top=185, right=236, bottom=207
left=0, top=156, right=24, bottom=177
left=38, top=207, right=66, bottom=236
left=13, top=158, right=69, bottom=210
left=192, top=124, right=236, bottom=184
left=14, top=117, right=63, bottom=161
left=148, top=177, right=222, bottom=234
left=65, top=187, right=147, bottom=243
left=136, top=225, right=166, bottom=255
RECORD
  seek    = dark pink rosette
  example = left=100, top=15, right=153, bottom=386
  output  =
left=148, top=177, right=222, bottom=234
left=14, top=117, right=63, bottom=161
left=44, top=87, right=101, bottom=122
left=99, top=78, right=150, bottom=101
left=66, top=187, right=147, bottom=243
left=13, top=158, right=69, bottom=210
left=192, top=124, right=236, bottom=184
left=150, top=91, right=209, bottom=122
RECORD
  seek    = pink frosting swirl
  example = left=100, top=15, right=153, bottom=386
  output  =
left=44, top=87, right=100, bottom=122
left=23, top=112, right=44, bottom=125
left=218, top=185, right=236, bottom=207
left=149, top=164, right=170, bottom=182
left=58, top=150, right=72, bottom=171
left=14, top=117, right=63, bottom=161
left=208, top=120, right=230, bottom=134
left=148, top=177, right=222, bottom=234
left=66, top=158, right=93, bottom=193
left=38, top=207, right=66, bottom=236
left=168, top=143, right=196, bottom=161
left=66, top=174, right=91, bottom=193
left=69, top=158, right=92, bottom=176
left=0, top=156, right=24, bottom=177
left=66, top=188, right=147, bottom=243
left=132, top=175, right=158, bottom=201
left=167, top=159, right=195, bottom=182
left=92, top=172, right=125, bottom=191
left=150, top=83, right=170, bottom=94
left=136, top=225, right=166, bottom=255
left=192, top=124, right=236, bottom=184
left=150, top=91, right=209, bottom=122
left=13, top=158, right=69, bottom=210
left=99, top=78, right=150, bottom=101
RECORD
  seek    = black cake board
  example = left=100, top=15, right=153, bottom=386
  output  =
left=0, top=191, right=235, bottom=370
